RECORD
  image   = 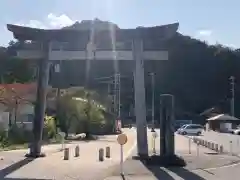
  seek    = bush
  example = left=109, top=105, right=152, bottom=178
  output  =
left=43, top=115, right=57, bottom=140
left=8, top=125, right=32, bottom=144
left=0, top=130, right=10, bottom=148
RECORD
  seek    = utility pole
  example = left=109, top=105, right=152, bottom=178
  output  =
left=150, top=73, right=155, bottom=132
left=114, top=73, right=121, bottom=131
left=54, top=62, right=61, bottom=133
left=95, top=74, right=121, bottom=132
left=230, top=76, right=235, bottom=117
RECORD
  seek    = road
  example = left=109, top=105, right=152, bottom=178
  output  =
left=105, top=129, right=240, bottom=180
left=0, top=128, right=137, bottom=180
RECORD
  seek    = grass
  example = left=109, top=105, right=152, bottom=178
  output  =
left=0, top=143, right=29, bottom=151
left=0, top=135, right=63, bottom=152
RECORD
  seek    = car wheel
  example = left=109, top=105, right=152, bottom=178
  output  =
left=238, top=132, right=240, bottom=135
left=182, top=131, right=187, bottom=135
left=197, top=132, right=201, bottom=136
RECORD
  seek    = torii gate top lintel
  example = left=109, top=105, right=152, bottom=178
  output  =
left=7, top=23, right=179, bottom=42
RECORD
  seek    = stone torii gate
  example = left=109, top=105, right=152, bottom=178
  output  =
left=7, top=23, right=179, bottom=158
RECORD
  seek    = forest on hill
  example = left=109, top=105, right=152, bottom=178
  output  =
left=1, top=23, right=240, bottom=120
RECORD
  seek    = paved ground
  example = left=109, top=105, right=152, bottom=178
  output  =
left=0, top=128, right=136, bottom=180
left=105, top=129, right=240, bottom=180
left=198, top=131, right=240, bottom=155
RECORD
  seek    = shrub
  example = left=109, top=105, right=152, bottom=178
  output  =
left=0, top=130, right=10, bottom=148
left=43, top=115, right=57, bottom=140
left=8, top=125, right=32, bottom=144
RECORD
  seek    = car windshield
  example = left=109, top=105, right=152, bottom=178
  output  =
left=180, top=125, right=187, bottom=129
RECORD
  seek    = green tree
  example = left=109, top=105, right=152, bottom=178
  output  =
left=57, top=88, right=108, bottom=138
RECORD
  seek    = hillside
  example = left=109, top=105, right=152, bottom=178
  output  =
left=1, top=20, right=240, bottom=119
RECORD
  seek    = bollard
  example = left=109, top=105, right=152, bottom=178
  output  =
left=219, top=145, right=224, bottom=153
left=75, top=145, right=80, bottom=157
left=196, top=138, right=199, bottom=145
left=211, top=142, right=214, bottom=150
left=207, top=142, right=211, bottom=149
left=99, top=148, right=104, bottom=161
left=197, top=142, right=200, bottom=157
left=201, top=139, right=204, bottom=146
left=188, top=138, right=191, bottom=154
left=63, top=148, right=69, bottom=160
left=204, top=140, right=207, bottom=147
left=215, top=144, right=218, bottom=152
left=106, top=146, right=111, bottom=158
left=230, top=141, right=233, bottom=155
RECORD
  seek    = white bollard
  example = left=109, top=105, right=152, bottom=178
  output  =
left=230, top=141, right=233, bottom=155
left=152, top=132, right=157, bottom=155
left=197, top=142, right=200, bottom=157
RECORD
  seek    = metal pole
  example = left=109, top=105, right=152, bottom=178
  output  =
left=118, top=73, right=121, bottom=118
left=55, top=62, right=61, bottom=133
left=230, top=76, right=235, bottom=117
left=120, top=145, right=124, bottom=176
left=150, top=73, right=155, bottom=131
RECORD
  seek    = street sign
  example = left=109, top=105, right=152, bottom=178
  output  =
left=117, top=133, right=128, bottom=145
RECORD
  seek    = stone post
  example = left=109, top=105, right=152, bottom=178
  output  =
left=160, top=94, right=175, bottom=156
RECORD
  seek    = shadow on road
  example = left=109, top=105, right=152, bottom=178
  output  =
left=142, top=163, right=206, bottom=180
left=0, top=158, right=33, bottom=178
left=4, top=178, right=52, bottom=180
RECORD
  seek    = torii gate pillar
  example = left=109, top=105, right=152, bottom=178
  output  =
left=133, top=39, right=148, bottom=157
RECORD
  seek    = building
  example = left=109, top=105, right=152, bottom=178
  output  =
left=207, top=114, right=240, bottom=132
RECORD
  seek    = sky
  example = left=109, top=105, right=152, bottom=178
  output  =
left=0, top=0, right=240, bottom=48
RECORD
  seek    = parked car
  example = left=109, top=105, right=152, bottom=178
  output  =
left=232, top=128, right=240, bottom=135
left=177, top=124, right=204, bottom=136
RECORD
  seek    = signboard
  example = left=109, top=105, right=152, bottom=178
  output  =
left=115, top=119, right=122, bottom=131
left=117, top=133, right=128, bottom=145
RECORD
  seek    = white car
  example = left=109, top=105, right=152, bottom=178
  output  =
left=177, top=124, right=203, bottom=136
left=233, top=128, right=240, bottom=135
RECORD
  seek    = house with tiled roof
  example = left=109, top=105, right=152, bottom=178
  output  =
left=0, top=83, right=37, bottom=127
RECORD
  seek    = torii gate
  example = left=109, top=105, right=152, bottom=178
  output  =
left=7, top=23, right=179, bottom=158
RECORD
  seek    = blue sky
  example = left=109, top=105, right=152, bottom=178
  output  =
left=1, top=0, right=239, bottom=48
